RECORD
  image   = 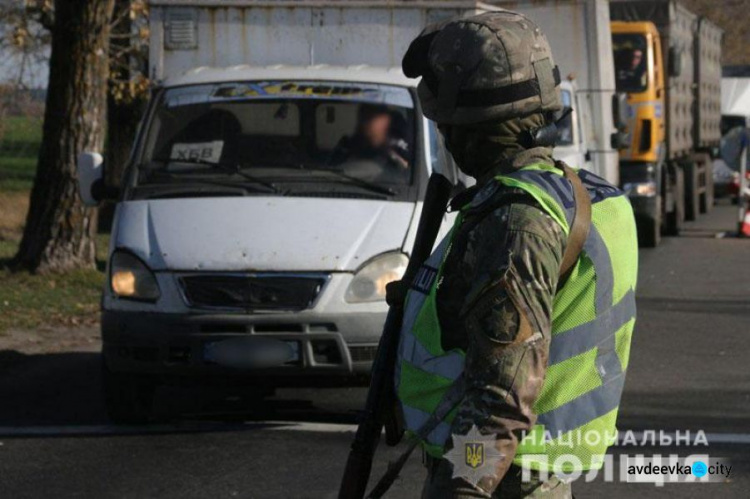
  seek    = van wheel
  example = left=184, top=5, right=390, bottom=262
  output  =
left=102, top=361, right=157, bottom=424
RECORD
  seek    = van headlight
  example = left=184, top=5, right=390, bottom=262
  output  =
left=345, top=252, right=408, bottom=303
left=110, top=251, right=161, bottom=301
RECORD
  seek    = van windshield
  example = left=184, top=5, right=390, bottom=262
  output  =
left=613, top=34, right=649, bottom=93
left=137, top=81, right=416, bottom=198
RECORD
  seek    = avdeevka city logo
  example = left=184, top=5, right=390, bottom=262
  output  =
left=444, top=425, right=504, bottom=486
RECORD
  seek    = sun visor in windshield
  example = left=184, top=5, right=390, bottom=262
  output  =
left=165, top=81, right=414, bottom=109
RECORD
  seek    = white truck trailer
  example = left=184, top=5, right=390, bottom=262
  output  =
left=148, top=0, right=621, bottom=183
left=76, top=0, right=619, bottom=423
left=494, top=0, right=622, bottom=184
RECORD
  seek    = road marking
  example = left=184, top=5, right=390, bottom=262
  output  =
left=1, top=424, right=750, bottom=447
left=625, top=431, right=750, bottom=445
left=266, top=421, right=356, bottom=433
left=0, top=421, right=356, bottom=437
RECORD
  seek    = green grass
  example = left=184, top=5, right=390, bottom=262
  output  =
left=0, top=235, right=110, bottom=333
left=0, top=239, right=18, bottom=260
left=0, top=116, right=112, bottom=333
left=0, top=266, right=104, bottom=332
left=0, top=157, right=37, bottom=191
left=1, top=116, right=43, bottom=144
left=0, top=116, right=42, bottom=192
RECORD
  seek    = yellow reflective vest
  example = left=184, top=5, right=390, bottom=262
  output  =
left=395, top=163, right=638, bottom=472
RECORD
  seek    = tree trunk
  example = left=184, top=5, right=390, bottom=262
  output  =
left=12, top=0, right=115, bottom=273
left=101, top=0, right=146, bottom=232
left=106, top=0, right=146, bottom=189
left=106, top=94, right=145, bottom=189
left=100, top=92, right=144, bottom=233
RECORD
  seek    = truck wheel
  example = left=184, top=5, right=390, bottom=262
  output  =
left=684, top=161, right=700, bottom=221
left=698, top=153, right=714, bottom=214
left=102, top=361, right=157, bottom=424
left=638, top=215, right=661, bottom=248
left=665, top=167, right=685, bottom=236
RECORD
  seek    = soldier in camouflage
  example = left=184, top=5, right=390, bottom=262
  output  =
left=399, top=10, right=573, bottom=498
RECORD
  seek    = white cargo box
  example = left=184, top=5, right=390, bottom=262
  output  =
left=495, top=0, right=619, bottom=183
left=149, top=0, right=619, bottom=183
left=148, top=0, right=497, bottom=79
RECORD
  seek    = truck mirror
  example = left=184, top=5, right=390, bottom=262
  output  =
left=611, top=130, right=631, bottom=150
left=76, top=152, right=118, bottom=206
left=668, top=46, right=683, bottom=77
left=612, top=93, right=629, bottom=130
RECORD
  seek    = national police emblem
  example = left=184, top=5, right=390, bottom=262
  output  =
left=465, top=442, right=484, bottom=469
left=444, top=425, right=504, bottom=486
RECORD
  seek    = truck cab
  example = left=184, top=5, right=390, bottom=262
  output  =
left=611, top=20, right=675, bottom=247
left=610, top=0, right=723, bottom=247
left=611, top=21, right=666, bottom=166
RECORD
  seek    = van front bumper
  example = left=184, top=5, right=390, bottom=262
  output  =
left=101, top=309, right=383, bottom=383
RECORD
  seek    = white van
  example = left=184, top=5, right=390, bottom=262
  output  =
left=78, top=65, right=468, bottom=421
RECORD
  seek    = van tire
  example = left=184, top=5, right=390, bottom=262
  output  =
left=103, top=361, right=157, bottom=425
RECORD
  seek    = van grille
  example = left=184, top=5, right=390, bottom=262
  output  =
left=349, top=345, right=378, bottom=362
left=179, top=274, right=328, bottom=311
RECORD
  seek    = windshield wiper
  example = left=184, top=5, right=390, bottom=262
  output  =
left=150, top=157, right=282, bottom=194
left=294, top=165, right=396, bottom=196
left=143, top=173, right=259, bottom=194
left=214, top=163, right=284, bottom=194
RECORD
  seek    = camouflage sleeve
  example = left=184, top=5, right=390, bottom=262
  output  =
left=428, top=201, right=566, bottom=497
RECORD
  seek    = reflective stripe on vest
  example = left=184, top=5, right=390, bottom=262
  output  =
left=395, top=164, right=638, bottom=471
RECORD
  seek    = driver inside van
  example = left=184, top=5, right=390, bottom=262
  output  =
left=328, top=103, right=410, bottom=173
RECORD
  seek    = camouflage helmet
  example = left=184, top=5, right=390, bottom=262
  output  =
left=402, top=10, right=562, bottom=125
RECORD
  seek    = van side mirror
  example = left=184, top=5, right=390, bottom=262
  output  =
left=668, top=46, right=683, bottom=77
left=77, top=152, right=107, bottom=206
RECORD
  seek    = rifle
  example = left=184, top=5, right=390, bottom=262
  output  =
left=338, top=173, right=453, bottom=499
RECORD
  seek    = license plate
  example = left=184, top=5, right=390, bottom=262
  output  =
left=203, top=338, right=300, bottom=368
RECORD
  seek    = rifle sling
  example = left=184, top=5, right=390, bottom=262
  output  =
left=367, top=376, right=466, bottom=498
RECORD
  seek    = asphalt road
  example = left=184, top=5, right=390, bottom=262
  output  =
left=1, top=202, right=749, bottom=498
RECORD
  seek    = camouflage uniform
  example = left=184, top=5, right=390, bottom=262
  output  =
left=400, top=9, right=574, bottom=498
left=421, top=150, right=571, bottom=498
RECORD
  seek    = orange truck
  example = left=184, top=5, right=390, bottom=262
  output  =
left=610, top=0, right=723, bottom=247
